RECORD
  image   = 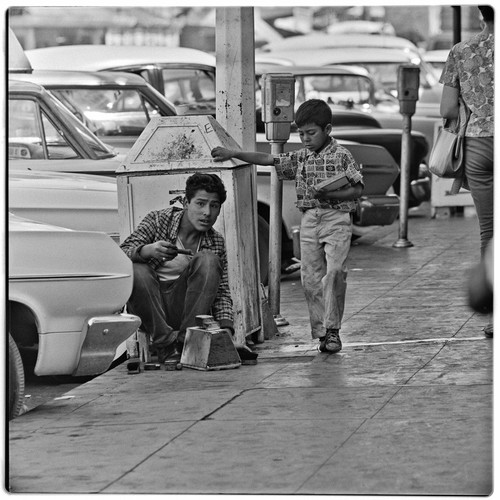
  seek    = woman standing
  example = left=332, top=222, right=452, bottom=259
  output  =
left=439, top=5, right=494, bottom=337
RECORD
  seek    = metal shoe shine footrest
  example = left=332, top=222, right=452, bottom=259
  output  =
left=180, top=315, right=241, bottom=371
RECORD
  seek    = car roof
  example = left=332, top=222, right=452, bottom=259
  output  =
left=26, top=44, right=216, bottom=71
left=326, top=20, right=396, bottom=36
left=265, top=47, right=422, bottom=67
left=423, top=49, right=450, bottom=62
left=8, top=78, right=44, bottom=93
left=262, top=33, right=418, bottom=53
left=254, top=54, right=295, bottom=67
left=255, top=64, right=371, bottom=78
left=9, top=69, right=154, bottom=87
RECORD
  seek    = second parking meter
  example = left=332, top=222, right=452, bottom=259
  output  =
left=397, top=64, right=420, bottom=116
left=262, top=73, right=295, bottom=142
left=394, top=64, right=420, bottom=248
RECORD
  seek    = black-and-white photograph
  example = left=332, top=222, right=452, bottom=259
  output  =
left=6, top=3, right=493, bottom=496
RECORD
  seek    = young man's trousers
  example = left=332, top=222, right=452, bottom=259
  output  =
left=127, top=251, right=222, bottom=349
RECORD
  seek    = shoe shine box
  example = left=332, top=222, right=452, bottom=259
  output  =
left=180, top=315, right=241, bottom=371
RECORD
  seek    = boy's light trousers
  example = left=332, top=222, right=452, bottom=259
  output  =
left=300, top=208, right=352, bottom=339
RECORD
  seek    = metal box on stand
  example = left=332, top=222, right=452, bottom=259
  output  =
left=116, top=116, right=262, bottom=343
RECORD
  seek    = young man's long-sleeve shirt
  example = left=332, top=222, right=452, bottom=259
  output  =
left=120, top=207, right=234, bottom=328
left=273, top=137, right=363, bottom=212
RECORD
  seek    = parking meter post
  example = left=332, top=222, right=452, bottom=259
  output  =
left=262, top=73, right=295, bottom=323
left=269, top=140, right=284, bottom=319
left=393, top=64, right=419, bottom=249
left=394, top=113, right=414, bottom=248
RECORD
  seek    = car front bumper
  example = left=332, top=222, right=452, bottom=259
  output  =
left=35, top=313, right=141, bottom=377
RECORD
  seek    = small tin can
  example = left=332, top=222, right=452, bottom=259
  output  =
left=144, top=363, right=161, bottom=371
left=164, top=361, right=182, bottom=371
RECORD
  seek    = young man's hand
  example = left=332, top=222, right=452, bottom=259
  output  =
left=140, top=240, right=181, bottom=262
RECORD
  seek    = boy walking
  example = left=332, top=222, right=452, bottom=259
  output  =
left=211, top=99, right=363, bottom=353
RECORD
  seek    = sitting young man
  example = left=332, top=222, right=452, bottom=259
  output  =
left=120, top=172, right=256, bottom=364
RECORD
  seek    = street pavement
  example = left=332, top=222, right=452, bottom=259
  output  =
left=7, top=206, right=493, bottom=496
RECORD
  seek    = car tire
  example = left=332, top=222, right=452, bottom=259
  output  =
left=257, top=215, right=270, bottom=286
left=8, top=333, right=25, bottom=420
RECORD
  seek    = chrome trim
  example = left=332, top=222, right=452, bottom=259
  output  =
left=9, top=273, right=131, bottom=282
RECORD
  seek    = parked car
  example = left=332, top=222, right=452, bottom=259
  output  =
left=425, top=30, right=480, bottom=51
left=8, top=53, right=406, bottom=282
left=255, top=64, right=431, bottom=207
left=255, top=63, right=401, bottom=122
left=25, top=44, right=217, bottom=117
left=423, top=49, right=449, bottom=79
left=326, top=21, right=397, bottom=36
left=8, top=212, right=141, bottom=419
left=8, top=78, right=122, bottom=174
left=21, top=41, right=433, bottom=180
left=261, top=33, right=418, bottom=54
left=11, top=69, right=177, bottom=154
left=261, top=46, right=441, bottom=115
left=255, top=141, right=401, bottom=269
left=258, top=47, right=441, bottom=155
left=9, top=169, right=120, bottom=242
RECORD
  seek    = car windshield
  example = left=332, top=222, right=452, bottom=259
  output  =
left=161, top=68, right=215, bottom=110
left=256, top=72, right=398, bottom=114
left=50, top=88, right=162, bottom=137
left=9, top=97, right=82, bottom=160
left=48, top=94, right=116, bottom=158
left=349, top=60, right=439, bottom=96
left=298, top=74, right=373, bottom=107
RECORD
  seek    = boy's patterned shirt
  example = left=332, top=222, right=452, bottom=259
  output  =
left=120, top=207, right=233, bottom=324
left=273, top=137, right=363, bottom=212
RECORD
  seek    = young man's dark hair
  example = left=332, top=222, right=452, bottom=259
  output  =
left=478, top=5, right=494, bottom=22
left=294, top=99, right=333, bottom=129
left=185, top=172, right=227, bottom=204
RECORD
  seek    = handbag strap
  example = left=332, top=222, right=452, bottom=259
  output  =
left=443, top=97, right=471, bottom=135
left=457, top=97, right=471, bottom=137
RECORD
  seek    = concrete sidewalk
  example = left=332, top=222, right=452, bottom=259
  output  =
left=7, top=208, right=493, bottom=495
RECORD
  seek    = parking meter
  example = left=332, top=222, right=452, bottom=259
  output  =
left=261, top=73, right=295, bottom=322
left=397, top=64, right=420, bottom=116
left=394, top=64, right=420, bottom=249
left=262, top=73, right=295, bottom=142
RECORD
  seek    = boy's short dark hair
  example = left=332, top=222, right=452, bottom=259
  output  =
left=478, top=5, right=494, bottom=22
left=295, top=99, right=332, bottom=129
left=185, top=172, right=227, bottom=204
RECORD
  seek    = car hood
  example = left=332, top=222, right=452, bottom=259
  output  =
left=9, top=212, right=73, bottom=233
left=9, top=169, right=117, bottom=192
left=9, top=157, right=123, bottom=176
left=9, top=170, right=119, bottom=236
left=9, top=212, right=132, bottom=279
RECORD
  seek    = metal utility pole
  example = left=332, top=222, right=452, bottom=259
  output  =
left=215, top=7, right=261, bottom=345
